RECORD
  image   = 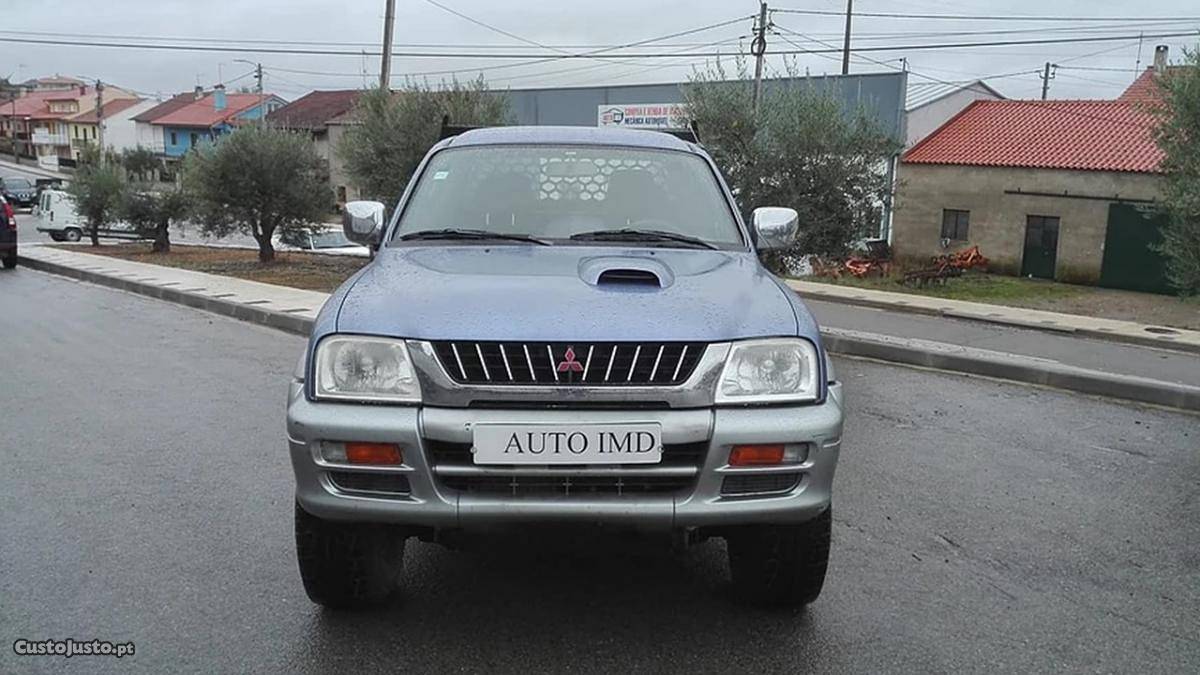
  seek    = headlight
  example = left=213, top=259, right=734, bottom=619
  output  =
left=313, top=335, right=421, bottom=403
left=716, top=338, right=820, bottom=404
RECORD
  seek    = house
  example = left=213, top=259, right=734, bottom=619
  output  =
left=266, top=89, right=362, bottom=205
left=18, top=75, right=87, bottom=95
left=891, top=51, right=1177, bottom=293
left=21, top=84, right=138, bottom=168
left=93, top=99, right=163, bottom=155
left=66, top=98, right=147, bottom=160
left=131, top=90, right=205, bottom=154
left=141, top=85, right=286, bottom=158
left=904, top=80, right=1004, bottom=148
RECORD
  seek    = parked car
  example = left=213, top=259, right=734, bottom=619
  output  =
left=287, top=126, right=843, bottom=609
left=0, top=175, right=38, bottom=209
left=1, top=195, right=17, bottom=269
left=34, top=189, right=85, bottom=242
left=278, top=225, right=370, bottom=257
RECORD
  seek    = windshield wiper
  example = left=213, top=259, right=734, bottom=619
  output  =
left=569, top=228, right=718, bottom=250
left=397, top=228, right=550, bottom=245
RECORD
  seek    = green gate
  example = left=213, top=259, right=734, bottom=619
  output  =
left=1099, top=203, right=1172, bottom=295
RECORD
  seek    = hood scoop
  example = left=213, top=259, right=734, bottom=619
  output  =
left=579, top=256, right=675, bottom=289
left=597, top=268, right=663, bottom=286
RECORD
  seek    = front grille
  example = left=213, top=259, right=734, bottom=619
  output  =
left=426, top=439, right=708, bottom=496
left=328, top=471, right=411, bottom=497
left=721, top=472, right=802, bottom=496
left=431, top=341, right=705, bottom=386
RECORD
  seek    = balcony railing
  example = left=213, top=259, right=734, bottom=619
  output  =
left=31, top=129, right=70, bottom=146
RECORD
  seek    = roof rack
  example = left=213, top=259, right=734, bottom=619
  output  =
left=439, top=115, right=490, bottom=141
left=655, top=121, right=701, bottom=144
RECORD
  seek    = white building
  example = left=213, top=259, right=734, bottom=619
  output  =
left=102, top=99, right=161, bottom=154
left=904, top=80, right=1004, bottom=148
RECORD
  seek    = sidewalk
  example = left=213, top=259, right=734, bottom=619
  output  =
left=17, top=245, right=1200, bottom=412
left=787, top=279, right=1200, bottom=354
left=0, top=157, right=68, bottom=181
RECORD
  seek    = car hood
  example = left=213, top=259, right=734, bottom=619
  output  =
left=333, top=244, right=807, bottom=342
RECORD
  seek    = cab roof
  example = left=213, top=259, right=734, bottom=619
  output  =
left=444, top=125, right=697, bottom=152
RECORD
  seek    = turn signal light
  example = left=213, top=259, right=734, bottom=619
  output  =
left=729, top=444, right=786, bottom=466
left=344, top=442, right=403, bottom=465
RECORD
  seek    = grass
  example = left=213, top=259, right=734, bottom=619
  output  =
left=806, top=270, right=1083, bottom=304
left=52, top=243, right=367, bottom=292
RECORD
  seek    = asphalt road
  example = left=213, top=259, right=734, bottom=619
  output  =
left=1, top=268, right=1198, bottom=674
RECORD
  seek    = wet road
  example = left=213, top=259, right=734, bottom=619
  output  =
left=1, top=268, right=1198, bottom=673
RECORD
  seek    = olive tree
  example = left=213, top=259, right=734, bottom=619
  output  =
left=683, top=60, right=901, bottom=269
left=67, top=146, right=127, bottom=247
left=1153, top=46, right=1200, bottom=295
left=184, top=126, right=327, bottom=262
left=338, top=77, right=510, bottom=202
left=121, top=188, right=189, bottom=254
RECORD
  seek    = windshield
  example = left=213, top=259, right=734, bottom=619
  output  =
left=4, top=177, right=33, bottom=190
left=310, top=230, right=353, bottom=249
left=391, top=145, right=743, bottom=248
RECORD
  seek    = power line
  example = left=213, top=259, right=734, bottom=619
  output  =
left=773, top=9, right=1200, bottom=22
left=1, top=29, right=1194, bottom=59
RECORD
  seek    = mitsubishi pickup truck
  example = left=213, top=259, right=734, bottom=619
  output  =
left=287, top=126, right=844, bottom=609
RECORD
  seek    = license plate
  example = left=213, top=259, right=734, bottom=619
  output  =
left=472, top=423, right=663, bottom=465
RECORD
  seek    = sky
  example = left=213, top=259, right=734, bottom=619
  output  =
left=1, top=0, right=1197, bottom=103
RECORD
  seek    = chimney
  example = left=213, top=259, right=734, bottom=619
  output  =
left=213, top=84, right=226, bottom=111
left=1154, top=45, right=1169, bottom=73
left=194, top=85, right=204, bottom=100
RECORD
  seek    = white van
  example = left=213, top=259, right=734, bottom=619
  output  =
left=35, top=189, right=85, bottom=242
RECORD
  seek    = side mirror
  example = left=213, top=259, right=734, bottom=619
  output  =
left=342, top=200, right=386, bottom=245
left=751, top=207, right=799, bottom=251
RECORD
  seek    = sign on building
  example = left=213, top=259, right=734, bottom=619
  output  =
left=597, top=103, right=688, bottom=130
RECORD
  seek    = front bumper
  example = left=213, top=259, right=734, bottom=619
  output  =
left=287, top=380, right=843, bottom=531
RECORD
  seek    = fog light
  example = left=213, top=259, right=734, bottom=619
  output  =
left=729, top=443, right=805, bottom=466
left=320, top=441, right=403, bottom=465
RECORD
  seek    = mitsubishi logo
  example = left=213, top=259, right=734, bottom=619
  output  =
left=556, top=346, right=584, bottom=373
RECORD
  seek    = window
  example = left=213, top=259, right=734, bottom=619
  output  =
left=170, top=132, right=177, bottom=146
left=392, top=145, right=744, bottom=248
left=941, top=209, right=970, bottom=240
left=190, top=133, right=199, bottom=147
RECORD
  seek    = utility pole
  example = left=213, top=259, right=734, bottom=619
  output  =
left=841, top=0, right=853, bottom=75
left=255, top=62, right=265, bottom=128
left=1040, top=62, right=1056, bottom=100
left=95, top=80, right=105, bottom=163
left=10, top=96, right=17, bottom=164
left=380, top=0, right=397, bottom=90
left=752, top=1, right=768, bottom=114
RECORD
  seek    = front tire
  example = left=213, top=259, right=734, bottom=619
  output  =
left=294, top=501, right=406, bottom=609
left=64, top=228, right=82, bottom=242
left=727, top=508, right=832, bottom=607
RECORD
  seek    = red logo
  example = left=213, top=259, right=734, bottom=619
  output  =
left=557, top=346, right=584, bottom=373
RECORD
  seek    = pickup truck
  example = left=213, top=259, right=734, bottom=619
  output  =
left=287, top=126, right=844, bottom=609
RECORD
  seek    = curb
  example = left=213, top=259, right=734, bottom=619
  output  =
left=18, top=254, right=314, bottom=336
left=822, top=328, right=1200, bottom=413
left=20, top=254, right=1200, bottom=413
left=790, top=283, right=1200, bottom=356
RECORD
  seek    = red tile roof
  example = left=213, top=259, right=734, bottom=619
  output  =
left=132, top=93, right=198, bottom=123
left=151, top=93, right=266, bottom=128
left=902, top=99, right=1163, bottom=174
left=266, top=90, right=360, bottom=131
left=1, top=90, right=62, bottom=118
left=66, top=97, right=143, bottom=122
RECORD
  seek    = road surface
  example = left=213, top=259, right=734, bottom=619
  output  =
left=1, top=267, right=1197, bottom=674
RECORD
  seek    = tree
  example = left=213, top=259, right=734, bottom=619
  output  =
left=120, top=146, right=162, bottom=182
left=184, top=126, right=328, bottom=262
left=1153, top=47, right=1200, bottom=296
left=683, top=61, right=902, bottom=270
left=67, top=146, right=127, bottom=247
left=122, top=188, right=189, bottom=254
left=338, top=77, right=510, bottom=202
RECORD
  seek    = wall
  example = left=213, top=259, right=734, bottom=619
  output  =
left=134, top=120, right=165, bottom=153
left=505, top=72, right=908, bottom=139
left=104, top=100, right=159, bottom=154
left=162, top=126, right=213, bottom=157
left=892, top=163, right=1164, bottom=283
left=905, top=87, right=1002, bottom=147
left=326, top=123, right=358, bottom=204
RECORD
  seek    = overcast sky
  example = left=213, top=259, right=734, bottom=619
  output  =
left=1, top=0, right=1196, bottom=102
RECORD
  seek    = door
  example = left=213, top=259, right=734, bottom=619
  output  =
left=1021, top=215, right=1060, bottom=279
left=1099, top=203, right=1172, bottom=294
